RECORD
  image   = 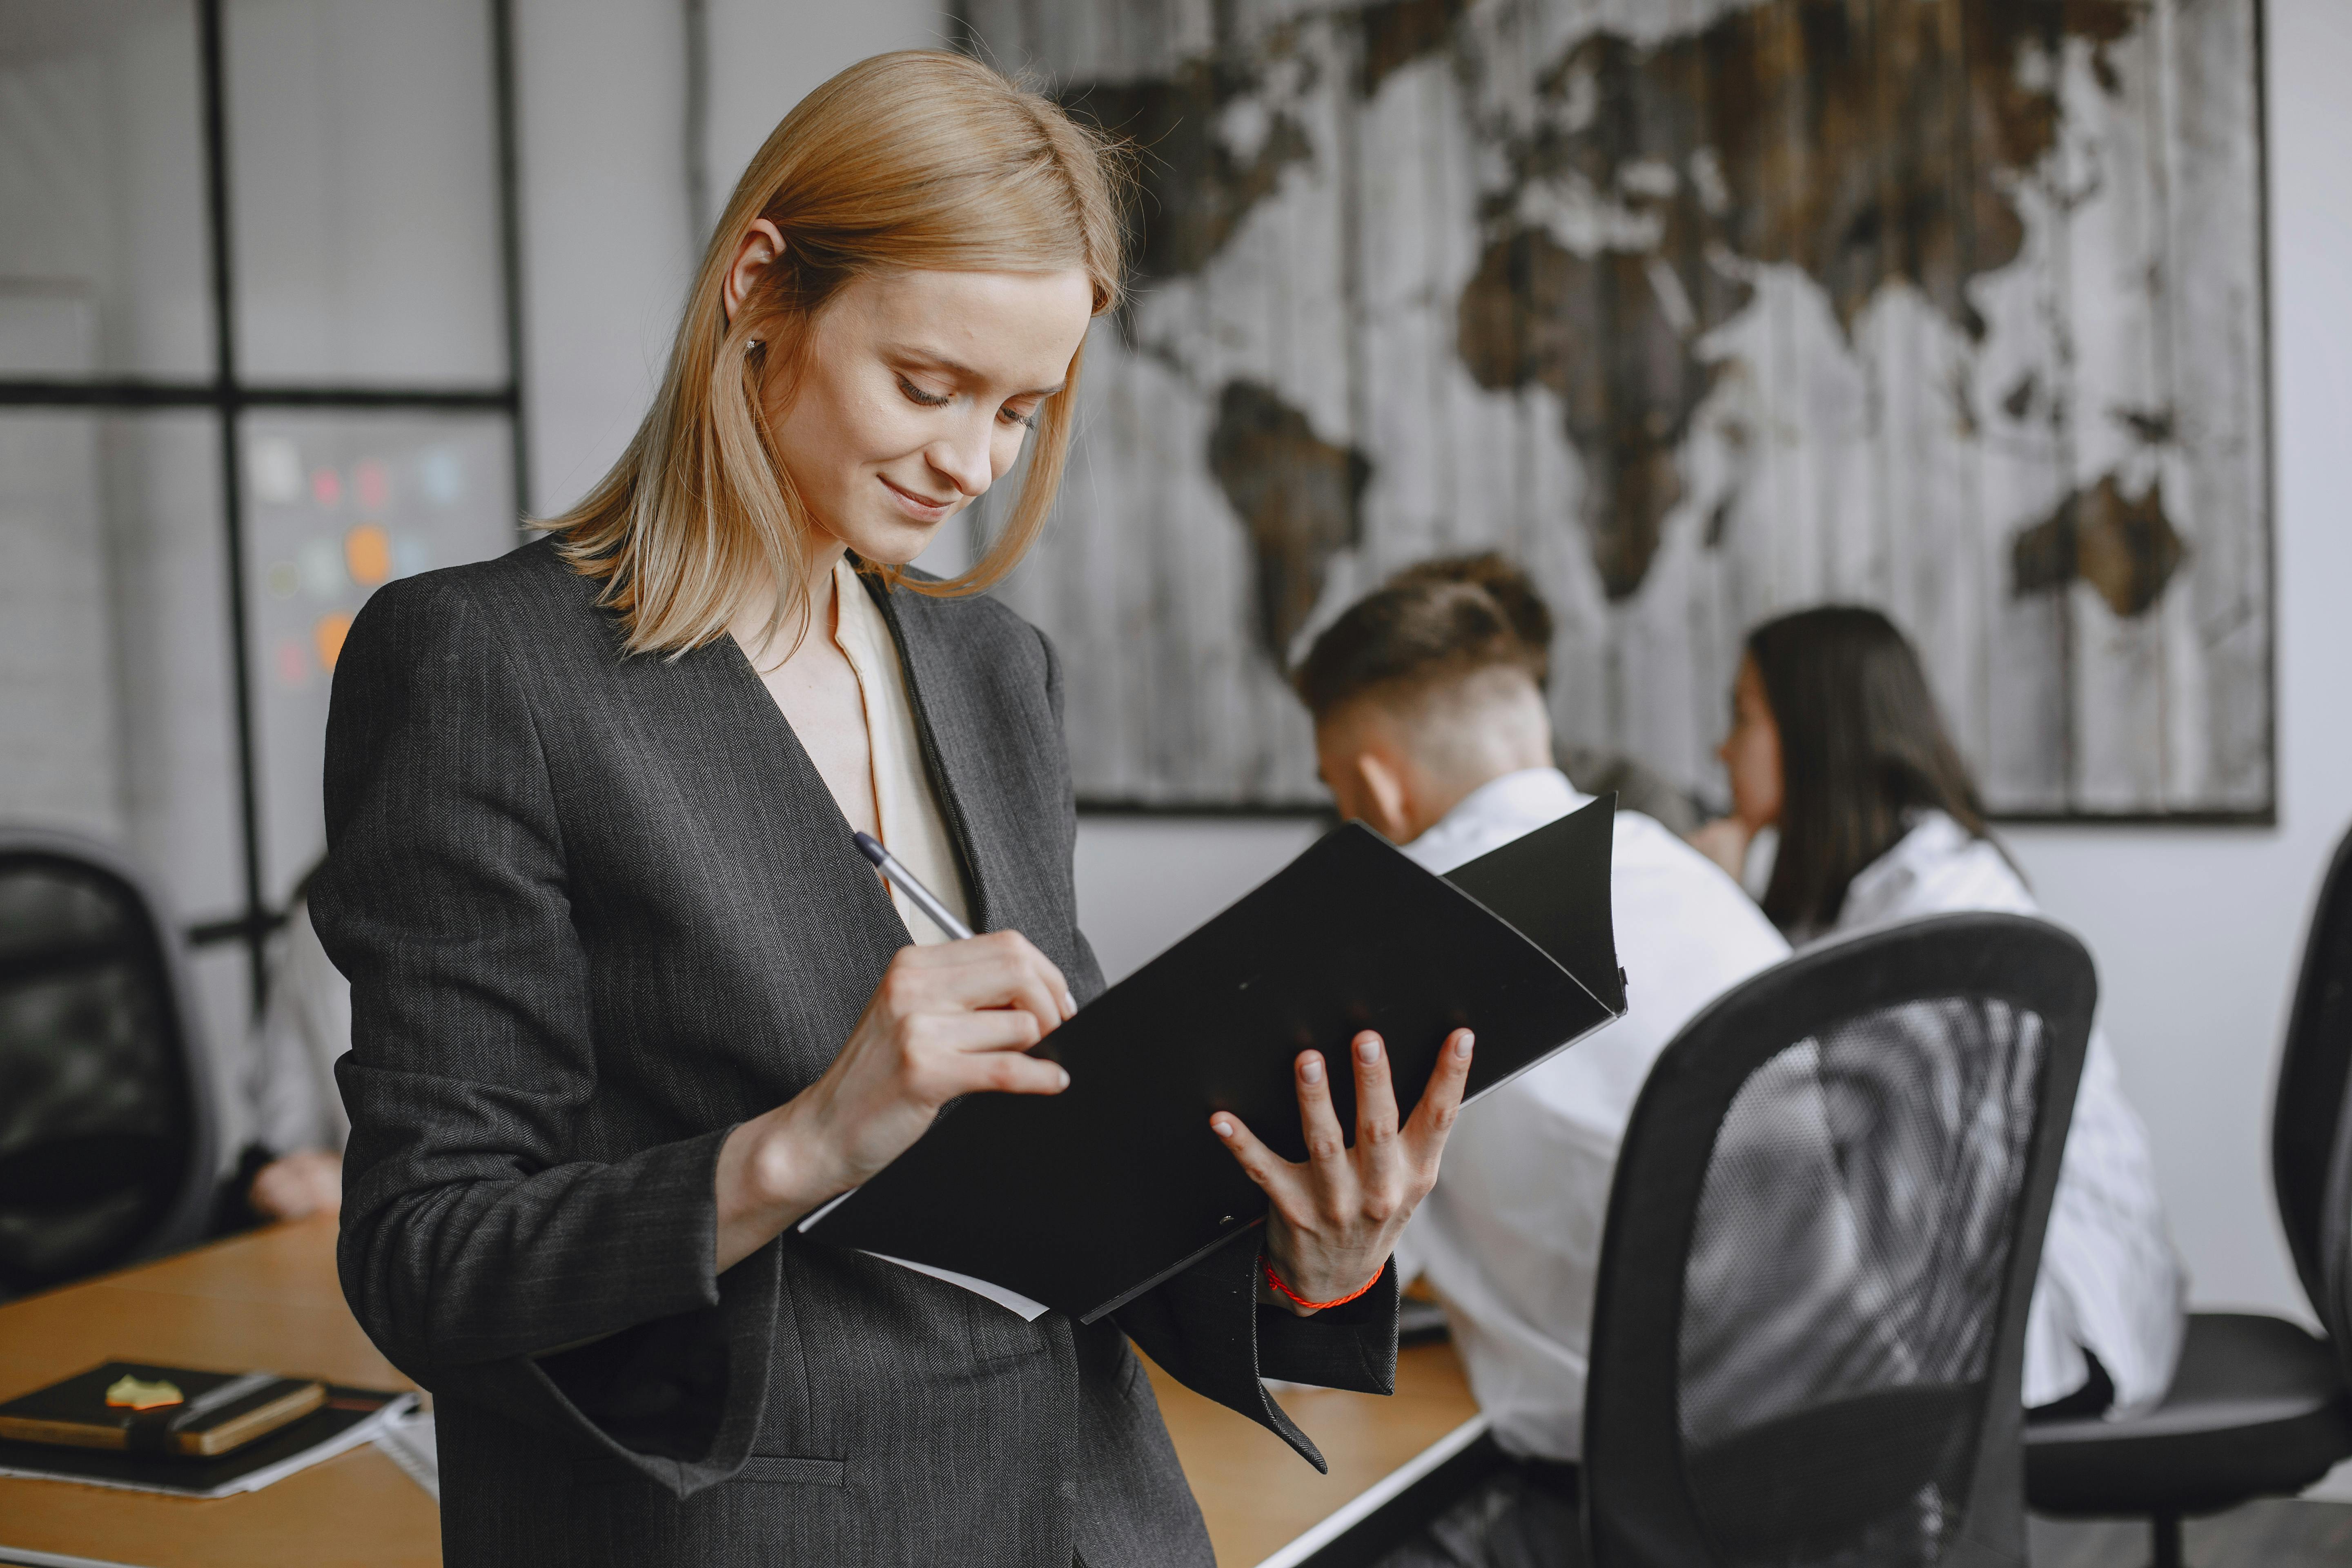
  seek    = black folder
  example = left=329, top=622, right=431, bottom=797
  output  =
left=800, top=794, right=1626, bottom=1321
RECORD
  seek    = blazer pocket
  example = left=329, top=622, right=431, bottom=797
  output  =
left=965, top=1294, right=1051, bottom=1363
left=736, top=1454, right=847, bottom=1488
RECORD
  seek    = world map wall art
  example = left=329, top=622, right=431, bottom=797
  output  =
left=960, top=0, right=2272, bottom=819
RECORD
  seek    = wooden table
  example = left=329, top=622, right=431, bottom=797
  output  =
left=0, top=1223, right=1479, bottom=1567
left=0, top=1218, right=435, bottom=1568
left=1146, top=1346, right=1484, bottom=1566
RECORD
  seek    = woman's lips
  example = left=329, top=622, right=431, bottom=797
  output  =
left=880, top=475, right=956, bottom=520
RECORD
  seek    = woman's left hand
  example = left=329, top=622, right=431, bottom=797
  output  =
left=1210, top=1027, right=1475, bottom=1314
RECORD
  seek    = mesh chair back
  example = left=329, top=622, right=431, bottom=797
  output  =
left=2279, top=823, right=2352, bottom=1364
left=0, top=829, right=218, bottom=1296
left=1584, top=914, right=2095, bottom=1568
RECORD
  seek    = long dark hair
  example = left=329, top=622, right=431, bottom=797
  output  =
left=1747, top=606, right=1997, bottom=933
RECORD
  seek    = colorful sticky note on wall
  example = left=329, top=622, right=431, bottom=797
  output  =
left=250, top=437, right=303, bottom=505
left=393, top=535, right=432, bottom=578
left=315, top=612, right=354, bottom=673
left=346, top=524, right=392, bottom=587
left=354, top=459, right=391, bottom=511
left=419, top=447, right=464, bottom=507
left=276, top=636, right=310, bottom=689
left=299, top=538, right=346, bottom=598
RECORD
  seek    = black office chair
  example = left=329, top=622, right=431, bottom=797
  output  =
left=2025, top=823, right=2352, bottom=1567
left=0, top=827, right=219, bottom=1298
left=1582, top=913, right=2095, bottom=1568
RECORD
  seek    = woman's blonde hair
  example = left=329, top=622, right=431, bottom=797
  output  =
left=546, top=51, right=1128, bottom=656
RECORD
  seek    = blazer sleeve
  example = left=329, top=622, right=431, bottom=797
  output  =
left=1034, top=626, right=1403, bottom=1474
left=313, top=573, right=771, bottom=1497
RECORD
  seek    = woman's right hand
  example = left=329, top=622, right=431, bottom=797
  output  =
left=713, top=931, right=1076, bottom=1272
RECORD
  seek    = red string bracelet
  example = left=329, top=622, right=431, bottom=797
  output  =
left=1262, top=1254, right=1384, bottom=1312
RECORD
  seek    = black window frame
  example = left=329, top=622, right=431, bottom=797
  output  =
left=0, top=0, right=532, bottom=1009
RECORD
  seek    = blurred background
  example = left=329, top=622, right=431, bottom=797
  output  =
left=0, top=0, right=929, bottom=1149
left=2, top=0, right=2350, bottom=1341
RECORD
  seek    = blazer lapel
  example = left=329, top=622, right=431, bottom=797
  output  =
left=619, top=620, right=915, bottom=949
left=862, top=569, right=997, bottom=933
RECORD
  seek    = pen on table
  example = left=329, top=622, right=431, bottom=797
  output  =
left=852, top=831, right=975, bottom=942
left=157, top=1370, right=281, bottom=1432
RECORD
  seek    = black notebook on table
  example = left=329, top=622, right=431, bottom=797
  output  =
left=0, top=1380, right=415, bottom=1499
left=801, top=794, right=1626, bottom=1322
left=0, top=1363, right=325, bottom=1457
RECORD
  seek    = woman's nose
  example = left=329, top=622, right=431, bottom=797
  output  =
left=927, top=423, right=994, bottom=499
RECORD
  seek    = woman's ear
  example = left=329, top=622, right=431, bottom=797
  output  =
left=722, top=218, right=788, bottom=326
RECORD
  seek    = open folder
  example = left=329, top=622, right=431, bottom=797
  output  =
left=800, top=795, right=1627, bottom=1323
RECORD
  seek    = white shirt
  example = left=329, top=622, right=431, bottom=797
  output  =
left=830, top=558, right=971, bottom=944
left=246, top=897, right=353, bottom=1156
left=1395, top=768, right=1791, bottom=1460
left=1823, top=812, right=2187, bottom=1414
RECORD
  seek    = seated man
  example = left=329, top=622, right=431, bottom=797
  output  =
left=1293, top=561, right=1788, bottom=1563
left=1384, top=552, right=1704, bottom=837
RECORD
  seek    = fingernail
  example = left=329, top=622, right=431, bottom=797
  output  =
left=1356, top=1035, right=1381, bottom=1064
left=1454, top=1031, right=1476, bottom=1059
left=1062, top=990, right=1077, bottom=1017
left=1212, top=1118, right=1234, bottom=1138
left=1300, top=1056, right=1325, bottom=1085
left=1056, top=1066, right=1071, bottom=1089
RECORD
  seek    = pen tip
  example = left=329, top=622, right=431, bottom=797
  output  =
left=851, top=832, right=886, bottom=866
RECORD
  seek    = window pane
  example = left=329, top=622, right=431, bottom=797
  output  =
left=0, top=410, right=243, bottom=925
left=0, top=0, right=212, bottom=379
left=227, top=0, right=505, bottom=386
left=243, top=410, right=514, bottom=903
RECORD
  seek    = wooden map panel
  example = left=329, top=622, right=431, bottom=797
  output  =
left=960, top=0, right=2271, bottom=816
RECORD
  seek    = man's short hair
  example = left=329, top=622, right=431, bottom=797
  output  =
left=1293, top=571, right=1538, bottom=723
left=1383, top=552, right=1553, bottom=666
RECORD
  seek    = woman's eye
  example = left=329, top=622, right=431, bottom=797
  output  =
left=998, top=404, right=1038, bottom=430
left=896, top=375, right=952, bottom=408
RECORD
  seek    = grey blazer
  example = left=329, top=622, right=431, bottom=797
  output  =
left=312, top=540, right=1400, bottom=1568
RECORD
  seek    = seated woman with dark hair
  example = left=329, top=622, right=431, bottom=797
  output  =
left=1692, top=605, right=2186, bottom=1419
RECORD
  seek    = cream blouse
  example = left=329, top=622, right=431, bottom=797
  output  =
left=829, top=557, right=971, bottom=944
left=830, top=561, right=1047, bottom=1319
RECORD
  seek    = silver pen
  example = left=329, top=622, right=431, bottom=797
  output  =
left=853, top=831, right=974, bottom=941
left=152, top=1370, right=281, bottom=1434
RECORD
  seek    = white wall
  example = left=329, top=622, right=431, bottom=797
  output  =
left=1997, top=0, right=2352, bottom=1321
left=514, top=0, right=937, bottom=517
left=700, top=0, right=948, bottom=224
left=1071, top=0, right=2352, bottom=1322
left=513, top=0, right=695, bottom=516
left=1075, top=816, right=1323, bottom=982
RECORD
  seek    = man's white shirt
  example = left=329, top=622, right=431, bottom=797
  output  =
left=1394, top=767, right=1790, bottom=1461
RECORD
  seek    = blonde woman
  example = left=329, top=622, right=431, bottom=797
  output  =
left=313, top=53, right=1471, bottom=1568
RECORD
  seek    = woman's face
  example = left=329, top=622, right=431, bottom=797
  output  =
left=1719, top=655, right=1785, bottom=831
left=762, top=263, right=1094, bottom=567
